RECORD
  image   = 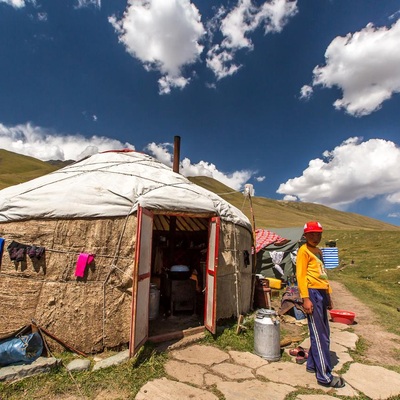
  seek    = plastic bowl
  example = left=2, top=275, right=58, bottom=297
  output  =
left=170, top=265, right=190, bottom=272
left=329, top=309, right=356, bottom=325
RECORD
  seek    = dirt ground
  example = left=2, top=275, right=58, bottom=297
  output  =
left=278, top=281, right=400, bottom=367
left=286, top=281, right=400, bottom=367
left=272, top=281, right=400, bottom=367
left=329, top=280, right=400, bottom=367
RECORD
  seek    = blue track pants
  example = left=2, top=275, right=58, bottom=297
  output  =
left=306, top=289, right=333, bottom=384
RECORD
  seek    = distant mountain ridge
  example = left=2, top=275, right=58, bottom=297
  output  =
left=0, top=149, right=398, bottom=231
left=188, top=176, right=399, bottom=231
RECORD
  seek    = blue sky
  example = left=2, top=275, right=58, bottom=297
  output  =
left=1, top=0, right=400, bottom=226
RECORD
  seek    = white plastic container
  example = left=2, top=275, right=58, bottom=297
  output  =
left=254, top=309, right=281, bottom=361
left=149, top=284, right=160, bottom=320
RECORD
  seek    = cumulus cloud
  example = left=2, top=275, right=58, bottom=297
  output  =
left=37, top=12, right=47, bottom=21
left=146, top=142, right=253, bottom=191
left=108, top=0, right=297, bottom=91
left=74, top=0, right=101, bottom=9
left=109, top=0, right=205, bottom=95
left=277, top=137, right=400, bottom=210
left=299, top=84, right=313, bottom=100
left=206, top=0, right=298, bottom=80
left=308, top=20, right=400, bottom=116
left=0, top=123, right=255, bottom=192
left=0, top=0, right=27, bottom=8
left=0, top=122, right=134, bottom=161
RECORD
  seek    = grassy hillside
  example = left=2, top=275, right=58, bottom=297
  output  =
left=1, top=149, right=398, bottom=231
left=189, top=176, right=400, bottom=231
left=0, top=149, right=60, bottom=190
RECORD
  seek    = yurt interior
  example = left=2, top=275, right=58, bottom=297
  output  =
left=147, top=213, right=210, bottom=339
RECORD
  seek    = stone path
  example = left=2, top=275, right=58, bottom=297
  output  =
left=136, top=322, right=400, bottom=400
left=2, top=321, right=400, bottom=399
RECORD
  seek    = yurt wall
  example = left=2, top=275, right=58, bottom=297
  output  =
left=216, top=221, right=253, bottom=319
left=0, top=216, right=136, bottom=353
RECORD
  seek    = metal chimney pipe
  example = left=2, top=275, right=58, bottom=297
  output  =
left=173, top=135, right=181, bottom=173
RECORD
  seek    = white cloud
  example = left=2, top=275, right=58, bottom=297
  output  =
left=0, top=0, right=27, bottom=8
left=108, top=0, right=297, bottom=89
left=158, top=75, right=190, bottom=95
left=389, top=9, right=400, bottom=20
left=146, top=142, right=174, bottom=166
left=310, top=20, right=400, bottom=116
left=299, top=84, right=313, bottom=100
left=146, top=142, right=253, bottom=191
left=109, top=0, right=205, bottom=95
left=37, top=12, right=47, bottom=21
left=277, top=137, right=400, bottom=209
left=206, top=46, right=241, bottom=80
left=0, top=123, right=255, bottom=192
left=0, top=122, right=134, bottom=161
left=206, top=0, right=298, bottom=80
left=255, top=175, right=265, bottom=182
left=74, top=0, right=101, bottom=9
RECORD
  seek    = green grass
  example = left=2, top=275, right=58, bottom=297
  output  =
left=0, top=149, right=70, bottom=190
left=0, top=344, right=167, bottom=400
left=201, top=317, right=255, bottom=353
left=325, top=230, right=400, bottom=336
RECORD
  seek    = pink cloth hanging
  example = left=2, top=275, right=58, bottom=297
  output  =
left=75, top=253, right=95, bottom=278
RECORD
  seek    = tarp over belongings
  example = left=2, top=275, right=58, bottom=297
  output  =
left=256, top=227, right=304, bottom=280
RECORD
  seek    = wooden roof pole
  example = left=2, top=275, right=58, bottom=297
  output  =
left=169, top=136, right=181, bottom=267
left=173, top=135, right=181, bottom=174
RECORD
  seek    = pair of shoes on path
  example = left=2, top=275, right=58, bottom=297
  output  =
left=289, top=346, right=308, bottom=364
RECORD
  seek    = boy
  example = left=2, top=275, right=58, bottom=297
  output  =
left=296, top=221, right=345, bottom=388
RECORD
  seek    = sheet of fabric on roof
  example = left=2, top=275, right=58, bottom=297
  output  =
left=255, top=227, right=304, bottom=281
left=0, top=150, right=251, bottom=228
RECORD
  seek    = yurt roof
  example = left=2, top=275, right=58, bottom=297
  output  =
left=0, top=150, right=251, bottom=230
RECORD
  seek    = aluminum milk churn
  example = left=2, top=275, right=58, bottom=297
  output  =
left=149, top=284, right=160, bottom=320
left=254, top=309, right=281, bottom=361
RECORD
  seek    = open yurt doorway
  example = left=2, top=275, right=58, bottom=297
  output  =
left=129, top=207, right=213, bottom=356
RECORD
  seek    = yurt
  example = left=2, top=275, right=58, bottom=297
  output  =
left=0, top=149, right=253, bottom=356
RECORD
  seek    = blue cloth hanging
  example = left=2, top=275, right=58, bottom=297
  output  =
left=0, top=238, right=4, bottom=266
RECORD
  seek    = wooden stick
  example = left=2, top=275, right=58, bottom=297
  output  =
left=31, top=320, right=87, bottom=357
left=236, top=314, right=244, bottom=334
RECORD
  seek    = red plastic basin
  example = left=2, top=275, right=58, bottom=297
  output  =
left=329, top=309, right=356, bottom=325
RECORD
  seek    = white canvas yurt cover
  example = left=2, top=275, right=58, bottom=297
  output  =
left=0, top=150, right=253, bottom=354
left=0, top=150, right=251, bottom=226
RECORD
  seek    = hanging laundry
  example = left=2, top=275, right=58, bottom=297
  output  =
left=0, top=238, right=4, bottom=267
left=35, top=246, right=45, bottom=260
left=7, top=241, right=28, bottom=262
left=290, top=249, right=298, bottom=266
left=27, top=246, right=46, bottom=260
left=75, top=253, right=95, bottom=278
left=269, top=251, right=285, bottom=276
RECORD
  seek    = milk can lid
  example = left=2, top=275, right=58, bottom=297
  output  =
left=256, top=309, right=277, bottom=318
